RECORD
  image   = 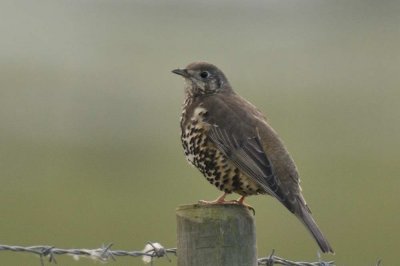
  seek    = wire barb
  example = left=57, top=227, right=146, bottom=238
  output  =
left=257, top=250, right=335, bottom=266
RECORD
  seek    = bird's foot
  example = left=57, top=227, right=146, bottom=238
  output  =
left=198, top=194, right=255, bottom=215
left=233, top=196, right=256, bottom=215
left=198, top=193, right=229, bottom=205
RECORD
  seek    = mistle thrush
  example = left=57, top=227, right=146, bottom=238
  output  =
left=172, top=62, right=334, bottom=253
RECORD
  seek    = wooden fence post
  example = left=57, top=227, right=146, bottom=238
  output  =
left=176, top=204, right=257, bottom=266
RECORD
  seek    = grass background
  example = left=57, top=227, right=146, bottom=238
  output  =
left=1, top=0, right=399, bottom=265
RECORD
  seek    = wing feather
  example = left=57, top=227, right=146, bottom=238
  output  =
left=208, top=125, right=284, bottom=201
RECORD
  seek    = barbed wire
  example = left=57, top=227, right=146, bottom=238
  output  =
left=0, top=242, right=334, bottom=266
left=258, top=249, right=334, bottom=266
left=0, top=242, right=176, bottom=266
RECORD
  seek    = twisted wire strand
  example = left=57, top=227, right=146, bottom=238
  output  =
left=0, top=242, right=176, bottom=266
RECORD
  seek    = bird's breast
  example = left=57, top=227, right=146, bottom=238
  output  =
left=181, top=106, right=209, bottom=165
left=180, top=104, right=264, bottom=196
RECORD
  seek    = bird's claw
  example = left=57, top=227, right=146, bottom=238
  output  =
left=198, top=199, right=255, bottom=215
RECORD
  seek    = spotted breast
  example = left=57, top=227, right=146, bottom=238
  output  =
left=180, top=98, right=263, bottom=196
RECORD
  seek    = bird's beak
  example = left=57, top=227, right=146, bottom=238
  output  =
left=172, top=68, right=190, bottom=78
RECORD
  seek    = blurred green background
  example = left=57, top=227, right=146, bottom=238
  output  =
left=1, top=0, right=399, bottom=265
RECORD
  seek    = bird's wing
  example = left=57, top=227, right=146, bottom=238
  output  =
left=208, top=125, right=285, bottom=201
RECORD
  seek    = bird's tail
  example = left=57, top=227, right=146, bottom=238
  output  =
left=295, top=202, right=334, bottom=254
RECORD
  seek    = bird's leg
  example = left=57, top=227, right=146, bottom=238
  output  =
left=237, top=195, right=246, bottom=204
left=235, top=196, right=256, bottom=215
left=198, top=194, right=255, bottom=214
left=198, top=193, right=228, bottom=204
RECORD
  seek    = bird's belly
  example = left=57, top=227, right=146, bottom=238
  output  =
left=181, top=119, right=263, bottom=196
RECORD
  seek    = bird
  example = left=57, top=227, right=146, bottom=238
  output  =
left=172, top=61, right=334, bottom=253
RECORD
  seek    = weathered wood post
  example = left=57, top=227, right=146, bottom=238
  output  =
left=176, top=204, right=257, bottom=266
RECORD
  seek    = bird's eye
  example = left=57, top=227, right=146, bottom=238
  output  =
left=200, top=71, right=209, bottom=79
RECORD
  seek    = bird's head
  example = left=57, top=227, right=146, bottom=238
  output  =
left=172, top=62, right=232, bottom=97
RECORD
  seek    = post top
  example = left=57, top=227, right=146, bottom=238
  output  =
left=176, top=203, right=255, bottom=217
